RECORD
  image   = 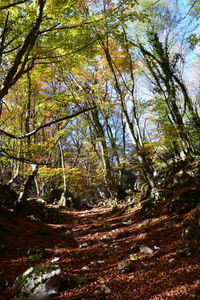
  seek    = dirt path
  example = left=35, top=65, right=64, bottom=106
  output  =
left=0, top=204, right=200, bottom=299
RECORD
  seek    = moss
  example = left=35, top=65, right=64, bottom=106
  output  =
left=31, top=264, right=58, bottom=276
left=14, top=264, right=59, bottom=292
left=111, top=204, right=118, bottom=211
left=27, top=246, right=46, bottom=261
left=14, top=273, right=29, bottom=291
left=126, top=205, right=133, bottom=212
left=130, top=254, right=141, bottom=261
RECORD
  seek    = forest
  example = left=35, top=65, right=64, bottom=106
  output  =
left=0, top=0, right=200, bottom=299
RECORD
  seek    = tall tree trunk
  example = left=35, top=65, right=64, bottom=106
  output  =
left=17, top=163, right=38, bottom=205
left=91, top=108, right=126, bottom=199
left=58, top=139, right=67, bottom=206
left=102, top=43, right=155, bottom=188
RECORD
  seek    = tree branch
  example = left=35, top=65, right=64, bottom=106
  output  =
left=0, top=148, right=49, bottom=165
left=0, top=106, right=96, bottom=139
left=0, top=0, right=28, bottom=10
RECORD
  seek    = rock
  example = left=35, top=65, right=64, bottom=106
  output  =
left=122, top=218, right=132, bottom=224
left=168, top=258, right=175, bottom=263
left=90, top=261, right=97, bottom=266
left=79, top=242, right=89, bottom=248
left=97, top=260, right=105, bottom=264
left=36, top=198, right=47, bottom=205
left=64, top=231, right=74, bottom=239
left=27, top=215, right=41, bottom=223
left=139, top=220, right=150, bottom=227
left=139, top=245, right=154, bottom=254
left=93, top=289, right=102, bottom=296
left=189, top=294, right=196, bottom=298
left=101, top=234, right=110, bottom=240
left=27, top=246, right=46, bottom=261
left=101, top=284, right=111, bottom=294
left=142, top=262, right=156, bottom=268
left=176, top=243, right=195, bottom=257
left=13, top=264, right=65, bottom=300
left=153, top=245, right=161, bottom=250
left=118, top=261, right=133, bottom=274
left=51, top=257, right=60, bottom=263
left=82, top=266, right=90, bottom=271
left=129, top=254, right=141, bottom=261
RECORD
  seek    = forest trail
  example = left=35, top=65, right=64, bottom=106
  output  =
left=1, top=203, right=200, bottom=299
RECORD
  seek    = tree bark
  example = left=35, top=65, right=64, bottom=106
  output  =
left=17, top=163, right=38, bottom=205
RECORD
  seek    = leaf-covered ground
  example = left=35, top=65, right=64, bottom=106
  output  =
left=0, top=200, right=200, bottom=300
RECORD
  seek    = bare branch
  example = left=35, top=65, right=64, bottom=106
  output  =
left=0, top=148, right=49, bottom=165
left=0, top=106, right=96, bottom=139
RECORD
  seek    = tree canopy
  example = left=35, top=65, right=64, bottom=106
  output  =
left=0, top=0, right=199, bottom=204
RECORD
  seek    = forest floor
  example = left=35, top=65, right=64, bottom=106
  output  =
left=0, top=200, right=200, bottom=300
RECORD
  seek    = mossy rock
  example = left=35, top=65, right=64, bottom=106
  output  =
left=16, top=200, right=62, bottom=224
left=13, top=264, right=65, bottom=299
left=27, top=246, right=46, bottom=261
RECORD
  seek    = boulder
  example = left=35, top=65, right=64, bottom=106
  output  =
left=13, top=264, right=66, bottom=300
left=17, top=199, right=62, bottom=224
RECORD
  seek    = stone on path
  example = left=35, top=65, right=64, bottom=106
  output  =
left=139, top=245, right=154, bottom=254
left=13, top=264, right=65, bottom=300
left=118, top=261, right=133, bottom=274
